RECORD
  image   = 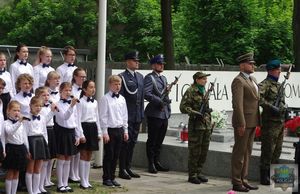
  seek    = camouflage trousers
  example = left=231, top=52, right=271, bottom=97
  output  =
left=188, top=129, right=211, bottom=178
left=260, top=122, right=284, bottom=170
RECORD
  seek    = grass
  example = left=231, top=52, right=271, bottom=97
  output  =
left=0, top=179, right=128, bottom=194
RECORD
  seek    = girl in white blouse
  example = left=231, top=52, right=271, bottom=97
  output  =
left=77, top=80, right=101, bottom=189
left=3, top=101, right=28, bottom=194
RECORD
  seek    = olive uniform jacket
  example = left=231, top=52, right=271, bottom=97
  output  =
left=231, top=72, right=260, bottom=129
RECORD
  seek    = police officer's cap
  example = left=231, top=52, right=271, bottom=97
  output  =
left=124, top=51, right=139, bottom=61
left=266, top=59, right=281, bottom=70
left=236, top=52, right=255, bottom=64
left=150, top=54, right=165, bottom=65
left=193, top=71, right=211, bottom=80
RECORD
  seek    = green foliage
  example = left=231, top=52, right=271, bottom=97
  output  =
left=0, top=0, right=97, bottom=48
left=0, top=0, right=294, bottom=65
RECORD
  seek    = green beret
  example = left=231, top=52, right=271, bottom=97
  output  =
left=236, top=52, right=255, bottom=64
left=266, top=59, right=281, bottom=70
left=193, top=71, right=211, bottom=80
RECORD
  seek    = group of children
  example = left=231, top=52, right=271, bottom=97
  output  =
left=0, top=44, right=128, bottom=194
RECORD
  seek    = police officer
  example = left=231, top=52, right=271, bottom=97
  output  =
left=180, top=72, right=212, bottom=184
left=144, top=54, right=171, bottom=173
left=118, top=51, right=144, bottom=179
left=259, top=59, right=286, bottom=185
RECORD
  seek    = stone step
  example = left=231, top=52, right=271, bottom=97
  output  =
left=132, top=133, right=297, bottom=181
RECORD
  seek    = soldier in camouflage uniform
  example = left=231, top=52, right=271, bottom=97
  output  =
left=180, top=71, right=212, bottom=184
left=259, top=59, right=286, bottom=185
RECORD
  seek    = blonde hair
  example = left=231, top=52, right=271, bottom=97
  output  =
left=45, top=71, right=60, bottom=86
left=108, top=75, right=122, bottom=84
left=34, top=46, right=52, bottom=66
left=6, top=100, right=21, bottom=115
left=35, top=86, right=49, bottom=97
left=15, top=73, right=34, bottom=92
left=30, top=96, right=44, bottom=112
left=0, top=52, right=6, bottom=59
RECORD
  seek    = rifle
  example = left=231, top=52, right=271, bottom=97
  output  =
left=161, top=73, right=181, bottom=103
left=271, top=64, right=292, bottom=112
left=199, top=78, right=217, bottom=116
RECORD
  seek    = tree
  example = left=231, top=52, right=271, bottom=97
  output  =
left=293, top=0, right=300, bottom=71
left=161, top=0, right=175, bottom=69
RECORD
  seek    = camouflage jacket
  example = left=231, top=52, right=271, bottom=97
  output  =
left=258, top=77, right=285, bottom=122
left=180, top=84, right=211, bottom=130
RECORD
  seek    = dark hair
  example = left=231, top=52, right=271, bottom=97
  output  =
left=62, top=45, right=76, bottom=55
left=79, top=80, right=94, bottom=98
left=0, top=78, right=6, bottom=87
left=71, top=67, right=85, bottom=84
left=59, top=82, right=72, bottom=93
left=14, top=43, right=27, bottom=61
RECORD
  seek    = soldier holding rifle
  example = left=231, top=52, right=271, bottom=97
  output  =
left=180, top=72, right=213, bottom=184
left=144, top=54, right=171, bottom=174
left=259, top=59, right=290, bottom=185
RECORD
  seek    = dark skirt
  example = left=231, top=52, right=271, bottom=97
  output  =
left=78, top=122, right=99, bottom=151
left=2, top=143, right=28, bottom=170
left=47, top=126, right=57, bottom=158
left=0, top=141, right=4, bottom=161
left=28, top=135, right=50, bottom=160
left=55, top=124, right=78, bottom=156
left=0, top=92, right=11, bottom=120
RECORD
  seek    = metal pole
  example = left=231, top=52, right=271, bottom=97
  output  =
left=93, top=0, right=107, bottom=167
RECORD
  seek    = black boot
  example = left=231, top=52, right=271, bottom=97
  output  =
left=154, top=161, right=169, bottom=172
left=260, top=168, right=270, bottom=185
left=119, top=169, right=131, bottom=179
left=148, top=161, right=158, bottom=174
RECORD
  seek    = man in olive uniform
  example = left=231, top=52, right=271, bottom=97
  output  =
left=144, top=54, right=171, bottom=174
left=259, top=59, right=286, bottom=185
left=118, top=51, right=144, bottom=179
left=180, top=72, right=212, bottom=184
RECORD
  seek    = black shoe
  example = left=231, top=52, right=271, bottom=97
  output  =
left=79, top=184, right=89, bottom=190
left=65, top=186, right=73, bottom=192
left=111, top=179, right=121, bottom=187
left=148, top=163, right=158, bottom=174
left=103, top=179, right=115, bottom=187
left=154, top=161, right=169, bottom=172
left=119, top=169, right=131, bottom=179
left=56, top=186, right=67, bottom=193
left=260, top=168, right=271, bottom=185
left=197, top=174, right=208, bottom=183
left=188, top=177, right=201, bottom=184
left=126, top=168, right=140, bottom=178
left=68, top=178, right=80, bottom=183
left=232, top=185, right=249, bottom=192
left=243, top=182, right=259, bottom=190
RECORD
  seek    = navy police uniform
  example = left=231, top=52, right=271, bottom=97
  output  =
left=118, top=51, right=144, bottom=179
left=144, top=54, right=171, bottom=173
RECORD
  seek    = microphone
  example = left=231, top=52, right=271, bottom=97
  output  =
left=70, top=95, right=80, bottom=103
left=49, top=100, right=60, bottom=112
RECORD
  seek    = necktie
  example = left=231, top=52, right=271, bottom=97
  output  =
left=8, top=118, right=17, bottom=124
left=20, top=61, right=27, bottom=66
left=78, top=87, right=82, bottom=91
left=0, top=68, right=5, bottom=75
left=87, top=97, right=94, bottom=103
left=42, top=63, right=49, bottom=68
left=44, top=103, right=50, bottom=107
left=68, top=63, right=74, bottom=67
left=51, top=91, right=58, bottom=95
left=61, top=99, right=71, bottom=104
left=32, top=115, right=41, bottom=120
left=23, top=92, right=32, bottom=98
left=112, top=93, right=119, bottom=98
